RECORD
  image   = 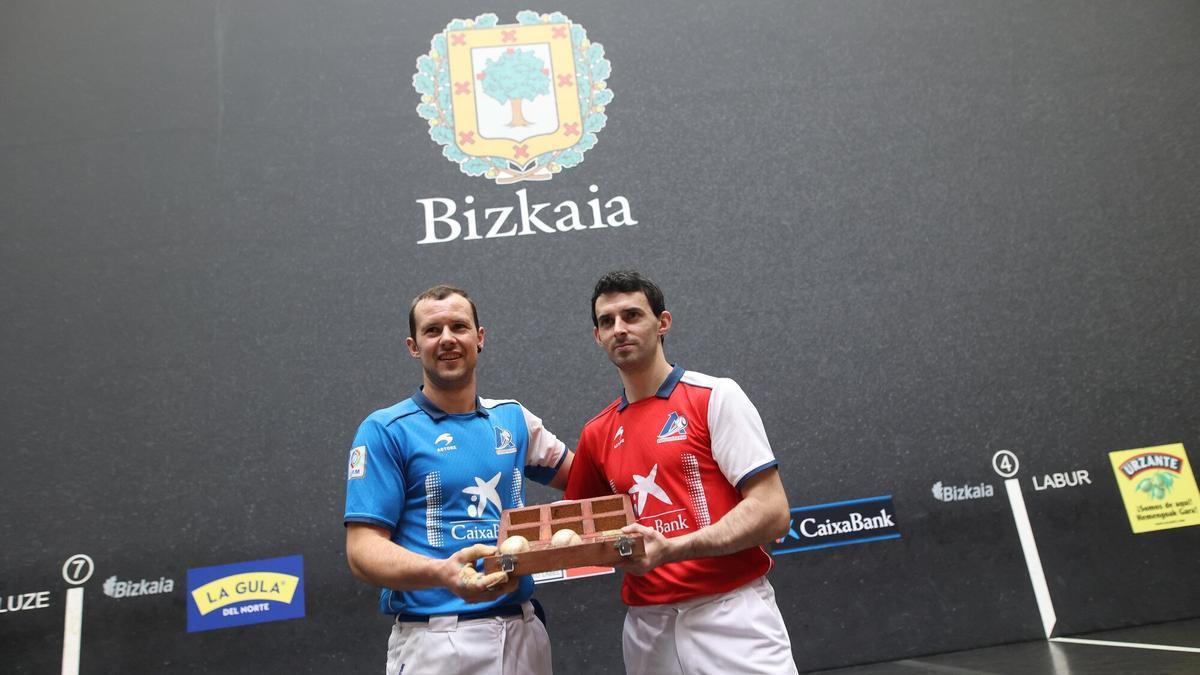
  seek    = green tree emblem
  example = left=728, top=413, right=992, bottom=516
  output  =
left=1136, top=471, right=1175, bottom=500
left=414, top=11, right=613, bottom=181
left=481, top=49, right=550, bottom=127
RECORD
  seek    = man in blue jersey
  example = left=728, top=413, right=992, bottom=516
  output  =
left=345, top=284, right=573, bottom=675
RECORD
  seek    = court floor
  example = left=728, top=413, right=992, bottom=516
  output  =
left=808, top=617, right=1200, bottom=675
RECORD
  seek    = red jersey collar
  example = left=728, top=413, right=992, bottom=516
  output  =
left=617, top=364, right=685, bottom=411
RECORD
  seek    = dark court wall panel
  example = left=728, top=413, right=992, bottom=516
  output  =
left=2, top=1, right=1198, bottom=672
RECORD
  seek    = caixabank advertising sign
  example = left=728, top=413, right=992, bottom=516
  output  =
left=772, top=496, right=901, bottom=555
left=186, top=555, right=305, bottom=633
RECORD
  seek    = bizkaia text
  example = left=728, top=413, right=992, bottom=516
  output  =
left=103, top=575, right=175, bottom=598
left=415, top=185, right=636, bottom=244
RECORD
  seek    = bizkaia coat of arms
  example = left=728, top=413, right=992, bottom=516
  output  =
left=413, top=11, right=613, bottom=184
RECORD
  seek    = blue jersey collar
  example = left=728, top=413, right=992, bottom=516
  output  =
left=617, top=364, right=684, bottom=411
left=413, top=388, right=490, bottom=420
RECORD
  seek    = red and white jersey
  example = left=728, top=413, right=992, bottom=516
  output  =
left=566, top=366, right=778, bottom=606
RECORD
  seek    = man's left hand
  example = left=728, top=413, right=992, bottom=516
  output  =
left=614, top=523, right=675, bottom=576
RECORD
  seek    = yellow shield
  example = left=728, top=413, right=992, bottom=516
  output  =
left=446, top=23, right=583, bottom=170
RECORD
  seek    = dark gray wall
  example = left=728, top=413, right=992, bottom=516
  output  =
left=3, top=0, right=1198, bottom=672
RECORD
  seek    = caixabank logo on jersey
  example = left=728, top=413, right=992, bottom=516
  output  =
left=1109, top=443, right=1200, bottom=534
left=772, top=496, right=901, bottom=555
left=412, top=11, right=636, bottom=245
left=186, top=555, right=305, bottom=632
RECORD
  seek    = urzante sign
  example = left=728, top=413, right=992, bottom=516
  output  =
left=1109, top=443, right=1200, bottom=534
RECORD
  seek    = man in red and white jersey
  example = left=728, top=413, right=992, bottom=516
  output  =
left=566, top=270, right=798, bottom=675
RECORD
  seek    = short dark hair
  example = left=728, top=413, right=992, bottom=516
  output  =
left=409, top=284, right=479, bottom=338
left=590, top=271, right=666, bottom=327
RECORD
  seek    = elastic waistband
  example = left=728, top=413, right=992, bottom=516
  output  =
left=395, top=602, right=525, bottom=624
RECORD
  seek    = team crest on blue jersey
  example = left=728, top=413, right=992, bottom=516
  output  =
left=656, top=412, right=688, bottom=443
left=494, top=425, right=517, bottom=454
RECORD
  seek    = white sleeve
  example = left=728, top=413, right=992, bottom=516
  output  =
left=708, top=378, right=778, bottom=489
left=521, top=405, right=567, bottom=471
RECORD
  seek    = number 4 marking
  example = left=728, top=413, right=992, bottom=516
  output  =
left=993, top=450, right=1019, bottom=478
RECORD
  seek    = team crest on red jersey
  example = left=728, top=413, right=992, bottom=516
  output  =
left=656, top=412, right=688, bottom=443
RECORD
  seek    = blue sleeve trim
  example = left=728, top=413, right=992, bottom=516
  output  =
left=735, top=460, right=779, bottom=491
left=344, top=514, right=397, bottom=531
left=526, top=463, right=557, bottom=486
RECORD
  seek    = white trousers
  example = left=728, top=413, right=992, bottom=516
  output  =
left=622, top=577, right=798, bottom=675
left=385, top=602, right=552, bottom=675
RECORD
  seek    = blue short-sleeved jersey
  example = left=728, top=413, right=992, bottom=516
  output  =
left=344, top=389, right=567, bottom=617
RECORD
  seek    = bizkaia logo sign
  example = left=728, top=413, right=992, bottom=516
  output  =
left=103, top=574, right=175, bottom=599
left=412, top=11, right=636, bottom=245
left=186, top=555, right=305, bottom=633
left=931, top=481, right=994, bottom=502
left=772, top=496, right=901, bottom=555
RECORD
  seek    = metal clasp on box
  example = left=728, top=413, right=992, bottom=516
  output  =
left=498, top=554, right=517, bottom=573
left=614, top=536, right=634, bottom=557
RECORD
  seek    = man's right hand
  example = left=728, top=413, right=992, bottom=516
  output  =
left=444, top=543, right=519, bottom=602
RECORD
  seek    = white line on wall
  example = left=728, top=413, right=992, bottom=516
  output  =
left=61, top=587, right=83, bottom=675
left=1005, top=477, right=1057, bottom=638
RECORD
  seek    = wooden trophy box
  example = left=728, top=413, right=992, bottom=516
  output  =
left=481, top=494, right=646, bottom=575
